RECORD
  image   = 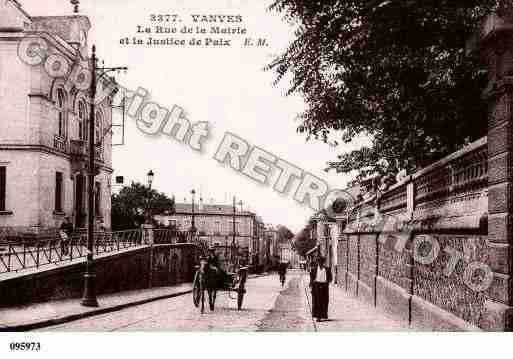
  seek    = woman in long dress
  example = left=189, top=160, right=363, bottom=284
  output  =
left=309, top=256, right=332, bottom=322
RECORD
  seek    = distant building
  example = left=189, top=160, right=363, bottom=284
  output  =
left=279, top=240, right=299, bottom=268
left=0, top=1, right=116, bottom=235
left=154, top=202, right=261, bottom=253
left=262, top=225, right=279, bottom=268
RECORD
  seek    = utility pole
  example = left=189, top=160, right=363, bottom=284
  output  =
left=232, top=196, right=236, bottom=263
left=81, top=45, right=127, bottom=307
left=81, top=45, right=99, bottom=307
left=191, top=189, right=196, bottom=235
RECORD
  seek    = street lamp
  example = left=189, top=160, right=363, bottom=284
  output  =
left=81, top=45, right=128, bottom=308
left=145, top=170, right=155, bottom=224
left=231, top=197, right=243, bottom=263
left=147, top=170, right=154, bottom=189
left=190, top=189, right=197, bottom=237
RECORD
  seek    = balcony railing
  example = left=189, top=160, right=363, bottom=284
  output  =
left=69, top=139, right=103, bottom=162
left=70, top=139, right=87, bottom=157
left=53, top=135, right=68, bottom=153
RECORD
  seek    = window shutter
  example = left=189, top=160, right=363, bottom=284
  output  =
left=55, top=172, right=63, bottom=212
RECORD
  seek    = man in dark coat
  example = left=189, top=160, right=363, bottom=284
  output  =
left=309, top=256, right=332, bottom=322
left=59, top=217, right=74, bottom=256
left=207, top=248, right=220, bottom=269
left=207, top=248, right=224, bottom=288
left=278, top=261, right=288, bottom=285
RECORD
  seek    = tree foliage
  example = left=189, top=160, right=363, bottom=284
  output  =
left=292, top=225, right=316, bottom=257
left=111, top=182, right=175, bottom=230
left=276, top=225, right=295, bottom=243
left=268, top=0, right=496, bottom=178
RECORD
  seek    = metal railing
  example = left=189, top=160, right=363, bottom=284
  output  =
left=153, top=229, right=178, bottom=244
left=0, top=229, right=144, bottom=274
left=69, top=139, right=103, bottom=162
left=191, top=236, right=209, bottom=256
left=53, top=135, right=68, bottom=152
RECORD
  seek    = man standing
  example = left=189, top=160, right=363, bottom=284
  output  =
left=309, top=256, right=332, bottom=322
left=207, top=247, right=224, bottom=288
left=278, top=261, right=288, bottom=286
left=59, top=217, right=74, bottom=256
left=207, top=247, right=220, bottom=270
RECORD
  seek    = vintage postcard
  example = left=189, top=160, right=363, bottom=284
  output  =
left=0, top=0, right=512, bottom=357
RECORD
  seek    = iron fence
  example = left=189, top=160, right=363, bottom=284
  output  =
left=0, top=229, right=144, bottom=274
left=0, top=228, right=208, bottom=275
left=153, top=229, right=209, bottom=254
left=153, top=229, right=178, bottom=244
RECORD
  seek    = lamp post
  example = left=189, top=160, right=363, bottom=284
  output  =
left=147, top=170, right=154, bottom=189
left=231, top=197, right=243, bottom=263
left=81, top=45, right=127, bottom=307
left=146, top=169, right=154, bottom=224
left=190, top=189, right=197, bottom=238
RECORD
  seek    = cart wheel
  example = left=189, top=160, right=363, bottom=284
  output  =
left=193, top=272, right=201, bottom=308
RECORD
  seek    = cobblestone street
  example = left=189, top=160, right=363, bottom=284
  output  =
left=39, top=274, right=295, bottom=331
left=36, top=271, right=407, bottom=331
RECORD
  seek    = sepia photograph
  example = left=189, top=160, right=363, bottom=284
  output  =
left=0, top=0, right=512, bottom=357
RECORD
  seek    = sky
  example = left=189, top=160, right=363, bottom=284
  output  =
left=21, top=0, right=367, bottom=233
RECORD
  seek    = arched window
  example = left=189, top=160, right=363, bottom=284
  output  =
left=56, top=89, right=66, bottom=137
left=78, top=100, right=87, bottom=141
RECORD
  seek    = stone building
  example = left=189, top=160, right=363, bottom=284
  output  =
left=0, top=1, right=116, bottom=234
left=154, top=202, right=262, bottom=252
left=278, top=240, right=299, bottom=268
left=261, top=224, right=279, bottom=268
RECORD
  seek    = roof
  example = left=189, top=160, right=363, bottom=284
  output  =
left=173, top=203, right=255, bottom=216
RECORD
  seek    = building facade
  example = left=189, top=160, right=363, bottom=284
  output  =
left=278, top=241, right=299, bottom=268
left=0, top=1, right=115, bottom=235
left=154, top=203, right=260, bottom=251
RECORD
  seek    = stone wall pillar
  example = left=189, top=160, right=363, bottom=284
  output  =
left=141, top=224, right=154, bottom=245
left=481, top=6, right=513, bottom=330
left=141, top=224, right=154, bottom=288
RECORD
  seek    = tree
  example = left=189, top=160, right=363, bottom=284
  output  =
left=111, top=182, right=175, bottom=230
left=268, top=0, right=496, bottom=180
left=292, top=225, right=316, bottom=257
left=276, top=225, right=295, bottom=243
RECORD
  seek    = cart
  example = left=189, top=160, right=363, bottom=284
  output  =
left=192, top=260, right=248, bottom=313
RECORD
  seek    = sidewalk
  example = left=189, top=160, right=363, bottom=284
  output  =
left=0, top=283, right=192, bottom=331
left=301, top=275, right=411, bottom=331
left=0, top=273, right=271, bottom=332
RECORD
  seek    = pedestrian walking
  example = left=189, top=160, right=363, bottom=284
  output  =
left=309, top=256, right=332, bottom=322
left=278, top=261, right=288, bottom=286
left=59, top=216, right=73, bottom=256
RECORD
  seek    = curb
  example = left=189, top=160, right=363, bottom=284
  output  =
left=1, top=273, right=269, bottom=332
left=0, top=289, right=192, bottom=332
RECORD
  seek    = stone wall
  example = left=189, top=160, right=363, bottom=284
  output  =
left=334, top=6, right=513, bottom=331
left=0, top=243, right=200, bottom=308
left=335, top=135, right=492, bottom=330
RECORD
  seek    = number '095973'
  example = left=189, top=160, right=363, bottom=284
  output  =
left=9, top=342, right=41, bottom=351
